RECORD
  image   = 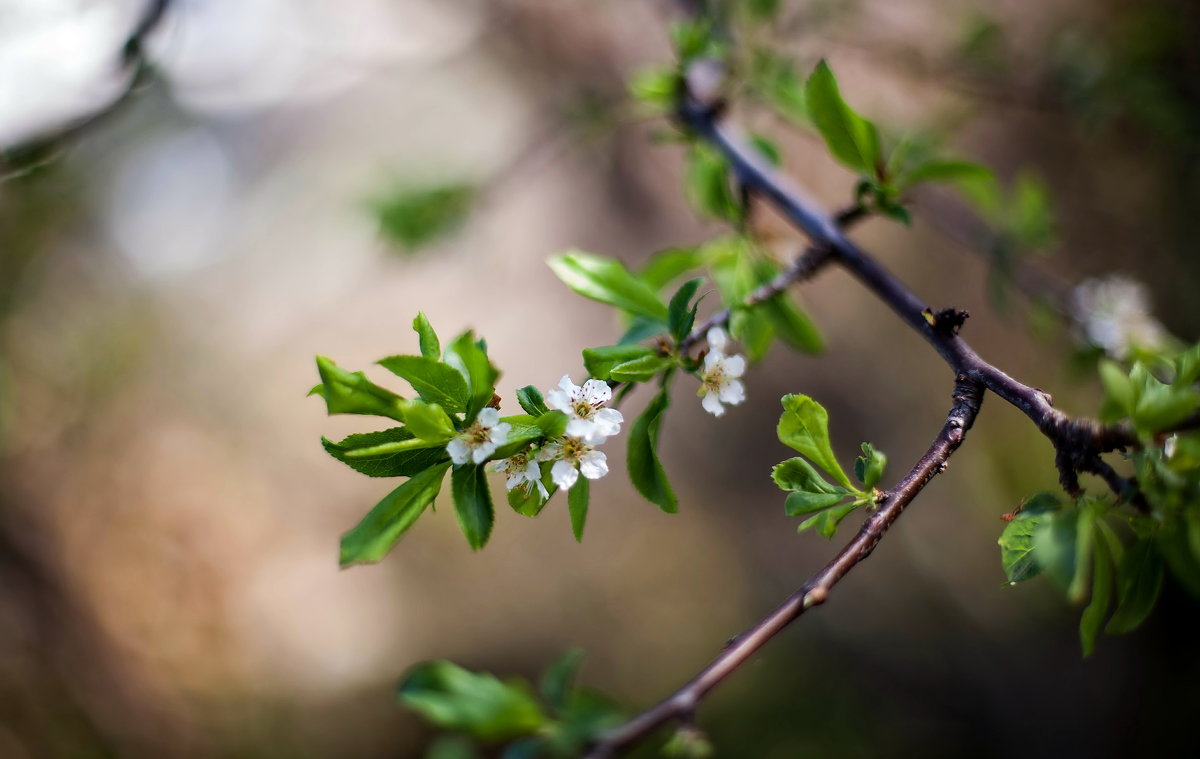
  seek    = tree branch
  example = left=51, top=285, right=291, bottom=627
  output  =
left=675, top=79, right=1141, bottom=496
left=585, top=378, right=984, bottom=758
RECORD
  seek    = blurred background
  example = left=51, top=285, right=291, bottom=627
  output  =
left=2, top=1, right=1199, bottom=757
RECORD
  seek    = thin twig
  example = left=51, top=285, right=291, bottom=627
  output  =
left=585, top=378, right=984, bottom=758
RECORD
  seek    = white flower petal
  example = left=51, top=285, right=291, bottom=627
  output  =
left=537, top=443, right=562, bottom=462
left=523, top=459, right=541, bottom=481
left=722, top=354, right=746, bottom=378
left=566, top=418, right=594, bottom=439
left=545, top=389, right=571, bottom=412
left=447, top=437, right=471, bottom=464
left=477, top=407, right=500, bottom=427
left=489, top=460, right=507, bottom=474
left=558, top=375, right=577, bottom=393
left=551, top=460, right=579, bottom=490
left=701, top=392, right=726, bottom=417
left=704, top=350, right=724, bottom=371
left=581, top=379, right=612, bottom=406
left=489, top=422, right=511, bottom=445
left=506, top=473, right=525, bottom=491
left=579, top=450, right=608, bottom=480
left=718, top=379, right=746, bottom=405
left=535, top=479, right=550, bottom=500
left=472, top=440, right=497, bottom=464
left=707, top=326, right=728, bottom=353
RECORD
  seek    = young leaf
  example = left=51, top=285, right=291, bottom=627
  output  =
left=730, top=308, right=774, bottom=362
left=805, top=60, right=881, bottom=176
left=398, top=399, right=457, bottom=443
left=539, top=648, right=586, bottom=714
left=314, top=356, right=406, bottom=422
left=374, top=183, right=475, bottom=251
left=379, top=355, right=469, bottom=415
left=758, top=295, right=823, bottom=354
left=1080, top=536, right=1113, bottom=657
left=535, top=410, right=570, bottom=439
left=639, top=247, right=704, bottom=291
left=1098, top=359, right=1135, bottom=422
left=609, top=355, right=672, bottom=382
left=452, top=464, right=494, bottom=551
left=1106, top=539, right=1165, bottom=635
left=685, top=144, right=740, bottom=223
left=340, top=461, right=452, bottom=566
left=667, top=277, right=704, bottom=342
left=568, top=477, right=590, bottom=542
left=627, top=390, right=678, bottom=513
left=784, top=490, right=850, bottom=516
left=548, top=251, right=669, bottom=321
left=516, top=385, right=549, bottom=416
left=322, top=427, right=448, bottom=477
left=413, top=312, right=441, bottom=360
left=1033, top=508, right=1082, bottom=594
left=854, top=443, right=888, bottom=490
left=628, top=67, right=679, bottom=109
left=508, top=463, right=556, bottom=518
left=997, top=495, right=1061, bottom=583
left=583, top=345, right=657, bottom=381
left=897, top=160, right=992, bottom=191
left=398, top=660, right=547, bottom=742
left=797, top=501, right=861, bottom=538
left=777, top=394, right=852, bottom=488
left=444, top=332, right=499, bottom=420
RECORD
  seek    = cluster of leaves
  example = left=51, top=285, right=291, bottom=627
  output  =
left=771, top=394, right=887, bottom=537
left=998, top=342, right=1200, bottom=655
left=313, top=314, right=576, bottom=562
left=400, top=652, right=624, bottom=759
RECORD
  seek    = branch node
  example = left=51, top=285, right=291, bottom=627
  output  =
left=803, top=586, right=829, bottom=608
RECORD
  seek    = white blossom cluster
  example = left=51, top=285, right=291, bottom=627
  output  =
left=446, top=326, right=748, bottom=505
left=1071, top=275, right=1166, bottom=360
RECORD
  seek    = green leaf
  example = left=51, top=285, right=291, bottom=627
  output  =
left=1080, top=535, right=1113, bottom=658
left=617, top=316, right=669, bottom=345
left=374, top=183, right=475, bottom=251
left=508, top=463, right=556, bottom=517
left=583, top=345, right=656, bottom=381
left=609, top=355, right=672, bottom=382
left=1175, top=341, right=1200, bottom=386
left=444, top=332, right=500, bottom=420
left=452, top=464, right=494, bottom=551
left=772, top=456, right=845, bottom=494
left=897, top=160, right=992, bottom=190
left=1131, top=364, right=1200, bottom=435
left=667, top=278, right=704, bottom=342
left=629, top=67, right=679, bottom=108
left=314, top=356, right=406, bottom=422
left=1106, top=539, right=1164, bottom=635
left=568, top=477, right=590, bottom=542
left=1098, top=359, right=1135, bottom=422
left=797, top=501, right=861, bottom=538
left=539, top=648, right=586, bottom=714
left=758, top=295, right=823, bottom=354
left=627, top=390, right=678, bottom=513
left=535, top=410, right=569, bottom=439
left=997, top=494, right=1061, bottom=583
left=748, top=134, right=782, bottom=166
left=398, top=399, right=456, bottom=443
left=685, top=144, right=740, bottom=223
left=854, top=442, right=887, bottom=490
left=730, top=308, right=774, bottom=363
left=639, top=247, right=704, bottom=291
left=746, top=0, right=781, bottom=20
left=805, top=60, right=881, bottom=175
left=413, top=312, right=441, bottom=360
left=1033, top=507, right=1088, bottom=597
left=322, top=427, right=448, bottom=477
left=340, top=461, right=451, bottom=566
left=516, top=385, right=549, bottom=416
left=784, top=490, right=850, bottom=515
left=398, top=660, right=546, bottom=742
left=777, top=394, right=852, bottom=488
left=548, top=251, right=669, bottom=321
left=489, top=416, right=543, bottom=460
left=379, top=355, right=469, bottom=415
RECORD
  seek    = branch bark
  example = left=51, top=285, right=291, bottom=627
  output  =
left=585, top=378, right=984, bottom=758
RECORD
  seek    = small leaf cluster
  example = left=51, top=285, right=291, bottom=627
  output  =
left=399, top=653, right=624, bottom=759
left=314, top=314, right=578, bottom=563
left=999, top=341, right=1200, bottom=654
left=772, top=394, right=887, bottom=538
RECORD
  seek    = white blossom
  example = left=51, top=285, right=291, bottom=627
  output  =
left=1071, top=275, right=1166, bottom=361
left=490, top=449, right=549, bottom=501
left=446, top=407, right=510, bottom=465
left=698, top=327, right=746, bottom=417
left=538, top=436, right=609, bottom=490
left=545, top=374, right=624, bottom=444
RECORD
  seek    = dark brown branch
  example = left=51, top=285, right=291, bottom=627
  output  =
left=675, top=85, right=1140, bottom=495
left=585, top=378, right=984, bottom=758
